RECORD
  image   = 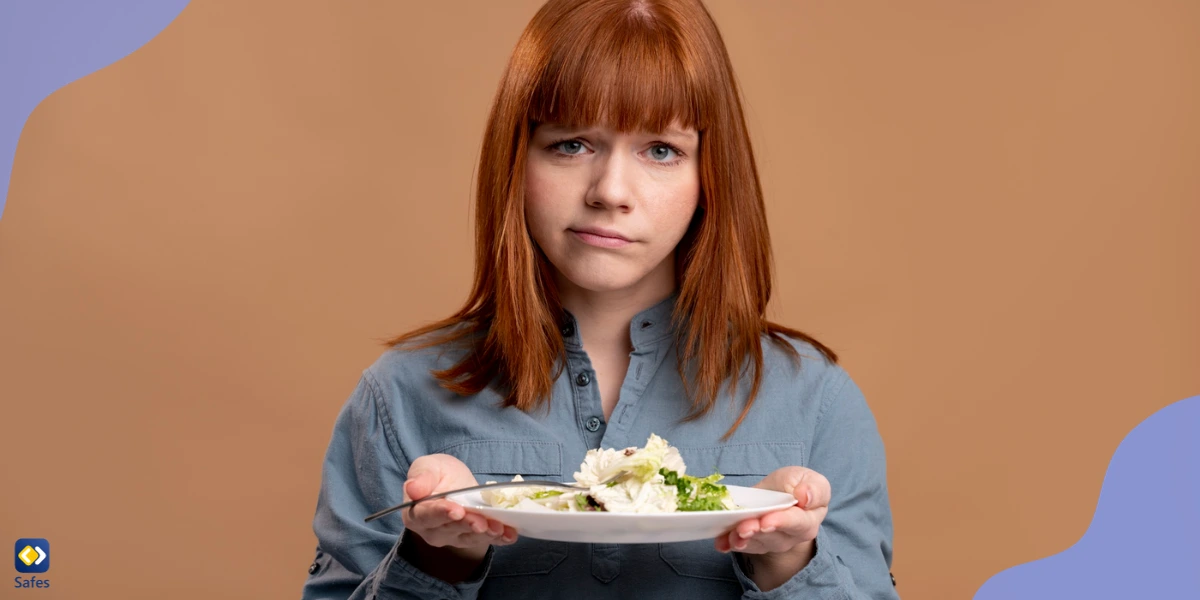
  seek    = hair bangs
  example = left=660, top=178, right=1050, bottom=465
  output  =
left=528, top=10, right=705, bottom=134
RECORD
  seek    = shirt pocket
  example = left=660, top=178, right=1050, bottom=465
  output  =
left=440, top=439, right=571, bottom=577
left=674, top=442, right=806, bottom=488
left=439, top=439, right=564, bottom=482
left=659, top=443, right=805, bottom=581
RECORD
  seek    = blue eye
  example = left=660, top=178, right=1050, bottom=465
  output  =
left=648, top=144, right=677, bottom=161
left=554, top=140, right=586, bottom=155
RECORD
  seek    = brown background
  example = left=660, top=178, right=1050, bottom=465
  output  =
left=2, top=1, right=1197, bottom=598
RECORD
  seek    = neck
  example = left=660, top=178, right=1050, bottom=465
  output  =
left=557, top=256, right=676, bottom=352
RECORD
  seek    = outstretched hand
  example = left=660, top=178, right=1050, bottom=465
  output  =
left=715, top=466, right=830, bottom=583
left=401, top=454, right=519, bottom=559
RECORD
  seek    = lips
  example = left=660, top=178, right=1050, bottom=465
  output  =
left=569, top=227, right=633, bottom=249
left=571, top=227, right=631, bottom=242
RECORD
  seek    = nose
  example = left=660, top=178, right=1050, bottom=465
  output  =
left=585, top=152, right=635, bottom=212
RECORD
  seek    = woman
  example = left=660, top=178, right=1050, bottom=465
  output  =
left=302, top=0, right=897, bottom=598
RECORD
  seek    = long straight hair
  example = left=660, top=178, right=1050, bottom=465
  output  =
left=387, top=0, right=835, bottom=440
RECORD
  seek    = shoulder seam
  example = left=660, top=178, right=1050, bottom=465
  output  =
left=811, top=365, right=851, bottom=437
left=362, top=368, right=412, bottom=474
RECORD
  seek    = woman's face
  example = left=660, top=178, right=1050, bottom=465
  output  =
left=524, top=121, right=701, bottom=297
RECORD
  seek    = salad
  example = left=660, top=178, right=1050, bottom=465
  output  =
left=480, top=434, right=738, bottom=513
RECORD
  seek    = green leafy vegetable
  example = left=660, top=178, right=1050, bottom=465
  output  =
left=678, top=495, right=728, bottom=511
left=659, top=468, right=731, bottom=512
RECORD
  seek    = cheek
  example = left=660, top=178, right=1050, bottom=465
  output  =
left=658, top=183, right=701, bottom=241
left=523, top=169, right=558, bottom=237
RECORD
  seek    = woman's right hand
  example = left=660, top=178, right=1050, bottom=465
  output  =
left=401, top=454, right=519, bottom=562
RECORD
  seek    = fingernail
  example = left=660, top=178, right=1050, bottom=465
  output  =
left=761, top=526, right=776, bottom=534
left=806, top=489, right=813, bottom=507
left=738, top=530, right=755, bottom=539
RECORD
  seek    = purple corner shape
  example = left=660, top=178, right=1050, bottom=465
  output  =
left=0, top=0, right=191, bottom=221
left=974, top=394, right=1200, bottom=599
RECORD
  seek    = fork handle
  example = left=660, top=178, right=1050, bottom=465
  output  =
left=363, top=480, right=575, bottom=523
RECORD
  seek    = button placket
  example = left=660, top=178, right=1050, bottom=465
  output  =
left=601, top=345, right=668, bottom=443
left=570, top=364, right=606, bottom=434
left=564, top=348, right=606, bottom=448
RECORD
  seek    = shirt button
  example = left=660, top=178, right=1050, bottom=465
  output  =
left=585, top=416, right=602, bottom=432
left=308, top=562, right=319, bottom=575
left=575, top=372, right=591, bottom=386
left=561, top=323, right=575, bottom=337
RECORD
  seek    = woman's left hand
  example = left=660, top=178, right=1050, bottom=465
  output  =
left=715, top=466, right=830, bottom=566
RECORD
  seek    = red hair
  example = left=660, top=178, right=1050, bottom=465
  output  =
left=387, top=0, right=836, bottom=439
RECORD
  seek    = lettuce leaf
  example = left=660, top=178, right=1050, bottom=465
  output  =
left=659, top=468, right=731, bottom=512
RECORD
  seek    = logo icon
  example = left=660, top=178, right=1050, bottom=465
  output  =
left=14, top=539, right=50, bottom=573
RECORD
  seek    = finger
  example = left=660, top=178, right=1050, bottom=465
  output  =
left=794, top=471, right=831, bottom=510
left=448, top=520, right=508, bottom=549
left=457, top=535, right=500, bottom=549
left=404, top=472, right=437, bottom=502
left=422, top=516, right=486, bottom=548
left=757, top=506, right=800, bottom=533
left=758, top=506, right=825, bottom=538
left=485, top=518, right=506, bottom=538
left=729, top=527, right=799, bottom=555
left=461, top=511, right=491, bottom=534
left=406, top=454, right=477, bottom=501
left=762, top=467, right=830, bottom=510
left=497, top=526, right=519, bottom=545
left=729, top=529, right=752, bottom=552
left=408, top=499, right=465, bottom=529
left=714, top=534, right=732, bottom=553
left=730, top=535, right=787, bottom=555
left=734, top=518, right=761, bottom=539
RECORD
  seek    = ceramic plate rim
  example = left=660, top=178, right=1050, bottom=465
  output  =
left=448, top=484, right=797, bottom=516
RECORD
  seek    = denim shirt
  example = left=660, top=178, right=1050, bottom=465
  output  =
left=301, top=296, right=898, bottom=599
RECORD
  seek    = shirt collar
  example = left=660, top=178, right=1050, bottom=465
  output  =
left=560, top=292, right=679, bottom=351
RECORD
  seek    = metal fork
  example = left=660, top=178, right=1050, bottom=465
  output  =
left=363, top=471, right=631, bottom=523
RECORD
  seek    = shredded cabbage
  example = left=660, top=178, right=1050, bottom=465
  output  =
left=480, top=434, right=737, bottom=513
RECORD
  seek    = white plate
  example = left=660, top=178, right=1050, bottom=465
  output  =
left=447, top=485, right=797, bottom=544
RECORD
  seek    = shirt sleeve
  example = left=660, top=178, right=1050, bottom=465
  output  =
left=300, top=371, right=494, bottom=600
left=730, top=366, right=899, bottom=600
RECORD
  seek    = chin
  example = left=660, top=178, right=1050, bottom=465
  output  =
left=558, top=264, right=649, bottom=294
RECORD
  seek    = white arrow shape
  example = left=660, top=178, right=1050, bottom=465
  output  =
left=18, top=546, right=35, bottom=565
left=35, top=546, right=47, bottom=565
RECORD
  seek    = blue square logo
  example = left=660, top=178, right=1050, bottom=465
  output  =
left=14, top=539, right=49, bottom=573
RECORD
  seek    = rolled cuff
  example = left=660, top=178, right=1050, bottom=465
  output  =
left=373, top=532, right=495, bottom=600
left=731, top=527, right=851, bottom=600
